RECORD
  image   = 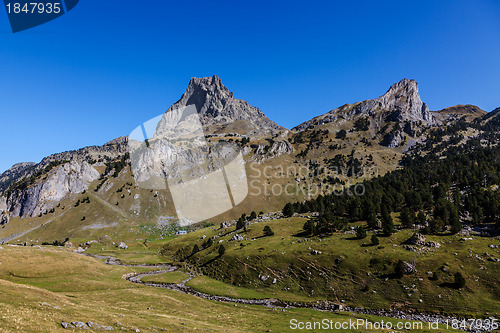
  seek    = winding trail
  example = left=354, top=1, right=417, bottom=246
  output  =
left=84, top=253, right=487, bottom=332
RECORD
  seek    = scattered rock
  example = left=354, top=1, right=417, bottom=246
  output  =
left=259, top=274, right=270, bottom=281
left=71, top=321, right=90, bottom=329
left=231, top=234, right=244, bottom=241
left=117, top=242, right=128, bottom=249
left=87, top=321, right=114, bottom=331
left=310, top=250, right=322, bottom=255
left=220, top=222, right=230, bottom=229
left=61, top=322, right=74, bottom=329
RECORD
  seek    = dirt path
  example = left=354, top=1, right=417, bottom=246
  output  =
left=84, top=253, right=484, bottom=332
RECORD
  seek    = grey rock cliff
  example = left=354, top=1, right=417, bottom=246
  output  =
left=6, top=160, right=99, bottom=217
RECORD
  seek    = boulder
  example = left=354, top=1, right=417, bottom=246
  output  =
left=61, top=322, right=75, bottom=329
left=117, top=242, right=128, bottom=249
left=220, top=222, right=230, bottom=229
left=403, top=261, right=416, bottom=274
left=406, top=233, right=426, bottom=246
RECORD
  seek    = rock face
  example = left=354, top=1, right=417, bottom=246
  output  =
left=253, top=140, right=294, bottom=161
left=0, top=162, right=36, bottom=193
left=162, top=75, right=283, bottom=136
left=6, top=160, right=100, bottom=218
left=0, top=213, right=9, bottom=225
left=292, top=79, right=434, bottom=146
left=0, top=196, right=6, bottom=213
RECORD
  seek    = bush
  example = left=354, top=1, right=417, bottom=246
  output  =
left=336, top=129, right=347, bottom=140
left=191, top=244, right=199, bottom=255
left=371, top=234, right=379, bottom=246
left=250, top=211, right=257, bottom=220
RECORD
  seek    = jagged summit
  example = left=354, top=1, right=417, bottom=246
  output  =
left=160, top=75, right=283, bottom=135
left=293, top=78, right=433, bottom=132
left=377, top=78, right=432, bottom=123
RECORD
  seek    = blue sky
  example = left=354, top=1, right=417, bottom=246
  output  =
left=0, top=0, right=499, bottom=173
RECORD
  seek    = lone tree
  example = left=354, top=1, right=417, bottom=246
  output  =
left=191, top=244, right=199, bottom=255
left=454, top=272, right=466, bottom=289
left=371, top=234, right=379, bottom=246
left=394, top=260, right=406, bottom=278
left=356, top=226, right=367, bottom=239
left=283, top=203, right=294, bottom=217
left=218, top=244, right=226, bottom=257
left=263, top=225, right=274, bottom=237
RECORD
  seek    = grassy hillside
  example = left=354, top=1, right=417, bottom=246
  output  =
left=161, top=216, right=500, bottom=318
left=0, top=245, right=455, bottom=332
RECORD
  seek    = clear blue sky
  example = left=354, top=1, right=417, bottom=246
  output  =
left=1, top=0, right=499, bottom=173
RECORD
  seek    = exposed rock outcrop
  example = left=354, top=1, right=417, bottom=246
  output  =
left=6, top=160, right=100, bottom=217
left=0, top=162, right=36, bottom=193
left=0, top=213, right=9, bottom=225
left=292, top=79, right=434, bottom=147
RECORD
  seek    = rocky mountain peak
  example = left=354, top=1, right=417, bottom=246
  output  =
left=161, top=75, right=283, bottom=135
left=375, top=78, right=432, bottom=124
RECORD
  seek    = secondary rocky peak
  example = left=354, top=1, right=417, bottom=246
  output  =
left=161, top=75, right=283, bottom=135
left=293, top=78, right=434, bottom=133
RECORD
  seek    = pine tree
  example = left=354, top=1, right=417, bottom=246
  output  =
left=218, top=244, right=226, bottom=257
left=371, top=234, right=379, bottom=246
left=192, top=244, right=199, bottom=255
left=381, top=206, right=394, bottom=236
left=394, top=260, right=405, bottom=278
left=400, top=207, right=414, bottom=229
left=283, top=203, right=294, bottom=217
left=449, top=205, right=462, bottom=234
left=250, top=211, right=257, bottom=220
left=303, top=220, right=315, bottom=236
left=356, top=226, right=367, bottom=239
left=454, top=272, right=466, bottom=289
left=263, top=225, right=274, bottom=237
